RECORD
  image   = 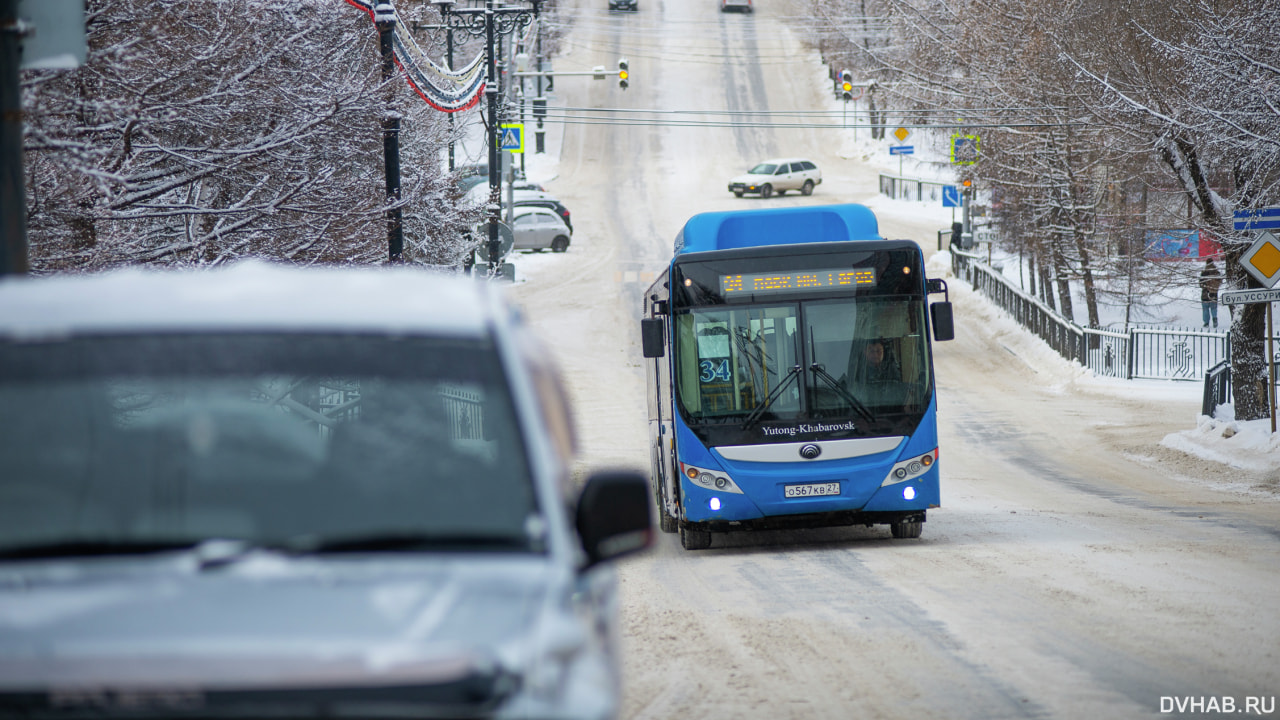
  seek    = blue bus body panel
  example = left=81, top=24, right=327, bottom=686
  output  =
left=674, top=204, right=881, bottom=255
left=677, top=396, right=941, bottom=523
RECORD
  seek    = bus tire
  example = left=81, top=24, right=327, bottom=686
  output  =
left=656, top=477, right=678, bottom=534
left=890, top=519, right=923, bottom=539
left=680, top=525, right=712, bottom=550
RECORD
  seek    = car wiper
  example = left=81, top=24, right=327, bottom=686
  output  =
left=283, top=532, right=534, bottom=554
left=0, top=539, right=203, bottom=561
left=741, top=364, right=802, bottom=431
left=809, top=362, right=875, bottom=424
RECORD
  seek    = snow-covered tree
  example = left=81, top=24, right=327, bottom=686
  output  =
left=22, top=0, right=479, bottom=271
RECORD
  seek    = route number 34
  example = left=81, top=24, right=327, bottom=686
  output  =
left=699, top=358, right=731, bottom=383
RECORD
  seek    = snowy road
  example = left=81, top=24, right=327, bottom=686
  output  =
left=505, top=0, right=1280, bottom=717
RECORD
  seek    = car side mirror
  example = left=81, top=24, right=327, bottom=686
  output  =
left=576, top=470, right=652, bottom=568
left=930, top=301, right=955, bottom=341
left=641, top=318, right=665, bottom=358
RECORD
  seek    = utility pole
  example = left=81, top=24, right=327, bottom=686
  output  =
left=432, top=0, right=541, bottom=277
left=375, top=1, right=403, bottom=263
left=1, top=0, right=28, bottom=275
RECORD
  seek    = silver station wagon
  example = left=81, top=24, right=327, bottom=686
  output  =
left=727, top=157, right=822, bottom=198
left=0, top=261, right=651, bottom=720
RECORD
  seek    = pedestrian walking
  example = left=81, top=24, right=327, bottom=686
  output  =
left=1199, top=259, right=1222, bottom=328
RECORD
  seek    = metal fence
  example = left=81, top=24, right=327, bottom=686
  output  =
left=949, top=245, right=1230, bottom=382
left=1203, top=361, right=1231, bottom=416
left=879, top=174, right=951, bottom=204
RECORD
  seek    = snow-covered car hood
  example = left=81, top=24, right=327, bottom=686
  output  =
left=0, top=552, right=611, bottom=718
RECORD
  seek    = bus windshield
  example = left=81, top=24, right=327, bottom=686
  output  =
left=674, top=297, right=931, bottom=428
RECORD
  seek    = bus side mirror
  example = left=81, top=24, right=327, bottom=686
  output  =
left=930, top=302, right=955, bottom=341
left=641, top=318, right=665, bottom=358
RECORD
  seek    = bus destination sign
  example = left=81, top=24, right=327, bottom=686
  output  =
left=721, top=268, right=876, bottom=295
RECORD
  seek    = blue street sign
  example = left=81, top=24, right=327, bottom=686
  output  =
left=889, top=145, right=914, bottom=155
left=500, top=124, right=524, bottom=153
left=942, top=185, right=961, bottom=208
left=1234, top=206, right=1280, bottom=231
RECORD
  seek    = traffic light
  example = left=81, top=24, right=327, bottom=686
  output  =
left=618, top=58, right=629, bottom=90
left=840, top=69, right=853, bottom=101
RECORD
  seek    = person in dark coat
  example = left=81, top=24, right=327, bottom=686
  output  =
left=1199, top=259, right=1222, bottom=328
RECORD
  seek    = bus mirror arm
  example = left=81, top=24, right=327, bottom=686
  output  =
left=926, top=278, right=948, bottom=300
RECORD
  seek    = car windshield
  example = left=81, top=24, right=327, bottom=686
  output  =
left=0, top=333, right=541, bottom=557
left=748, top=163, right=778, bottom=174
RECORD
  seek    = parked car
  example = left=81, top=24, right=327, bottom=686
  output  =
left=454, top=162, right=526, bottom=193
left=0, top=262, right=650, bottom=720
left=727, top=158, right=821, bottom=198
left=513, top=189, right=573, bottom=233
left=512, top=206, right=573, bottom=252
left=609, top=0, right=637, bottom=10
left=720, top=0, right=752, bottom=12
left=512, top=179, right=547, bottom=192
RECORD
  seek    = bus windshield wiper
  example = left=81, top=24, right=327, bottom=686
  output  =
left=741, top=364, right=801, bottom=430
left=809, top=363, right=875, bottom=423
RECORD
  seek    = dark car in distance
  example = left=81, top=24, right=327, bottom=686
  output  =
left=512, top=190, right=573, bottom=233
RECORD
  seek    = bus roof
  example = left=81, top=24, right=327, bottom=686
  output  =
left=673, top=204, right=881, bottom=255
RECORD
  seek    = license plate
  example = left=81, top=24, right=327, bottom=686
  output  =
left=784, top=482, right=840, bottom=498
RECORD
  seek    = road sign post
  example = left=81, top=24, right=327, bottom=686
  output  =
left=1218, top=285, right=1280, bottom=434
left=889, top=145, right=913, bottom=176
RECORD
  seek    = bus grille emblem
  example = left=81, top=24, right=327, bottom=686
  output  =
left=799, top=444, right=822, bottom=459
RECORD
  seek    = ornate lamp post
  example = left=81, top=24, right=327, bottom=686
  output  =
left=431, top=0, right=542, bottom=276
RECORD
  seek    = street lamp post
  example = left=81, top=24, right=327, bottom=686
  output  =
left=374, top=1, right=404, bottom=262
left=432, top=0, right=541, bottom=276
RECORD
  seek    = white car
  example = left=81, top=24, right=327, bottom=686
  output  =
left=0, top=262, right=652, bottom=720
left=728, top=158, right=822, bottom=198
left=512, top=205, right=572, bottom=252
left=720, top=0, right=752, bottom=11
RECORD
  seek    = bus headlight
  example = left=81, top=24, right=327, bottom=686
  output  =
left=679, top=462, right=744, bottom=494
left=881, top=448, right=937, bottom=487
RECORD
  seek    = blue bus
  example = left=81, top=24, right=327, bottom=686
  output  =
left=640, top=204, right=954, bottom=550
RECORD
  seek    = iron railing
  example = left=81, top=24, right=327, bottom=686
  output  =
left=949, top=243, right=1230, bottom=382
left=879, top=174, right=951, bottom=204
left=1202, top=360, right=1232, bottom=417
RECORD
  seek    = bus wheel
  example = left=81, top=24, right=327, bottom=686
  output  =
left=890, top=519, right=923, bottom=539
left=680, top=525, right=712, bottom=550
left=656, top=485, right=678, bottom=534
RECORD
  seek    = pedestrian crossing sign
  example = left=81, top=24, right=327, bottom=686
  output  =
left=500, top=124, right=524, bottom=153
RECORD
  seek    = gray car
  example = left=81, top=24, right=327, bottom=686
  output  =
left=0, top=262, right=650, bottom=720
left=512, top=206, right=572, bottom=252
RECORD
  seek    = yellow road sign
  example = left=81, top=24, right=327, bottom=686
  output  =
left=1241, top=231, right=1280, bottom=288
left=893, top=127, right=910, bottom=142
